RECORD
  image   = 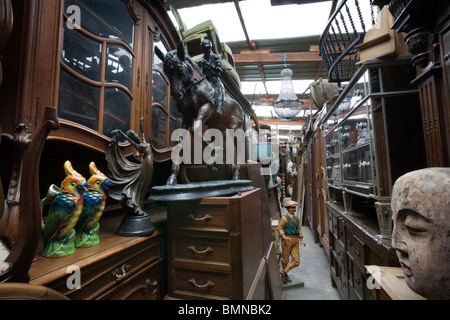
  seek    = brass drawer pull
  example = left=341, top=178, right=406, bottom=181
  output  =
left=188, top=279, right=215, bottom=289
left=188, top=214, right=212, bottom=222
left=188, top=245, right=214, bottom=255
left=112, top=264, right=132, bottom=281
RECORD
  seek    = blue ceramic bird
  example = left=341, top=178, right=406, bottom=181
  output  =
left=75, top=162, right=110, bottom=247
left=41, top=161, right=87, bottom=258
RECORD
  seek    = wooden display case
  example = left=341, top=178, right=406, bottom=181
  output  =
left=323, top=57, right=426, bottom=238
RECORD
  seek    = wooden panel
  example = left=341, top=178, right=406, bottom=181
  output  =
left=419, top=76, right=446, bottom=166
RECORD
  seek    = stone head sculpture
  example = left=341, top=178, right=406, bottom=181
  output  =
left=391, top=167, right=450, bottom=300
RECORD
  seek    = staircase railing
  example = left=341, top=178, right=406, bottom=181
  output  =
left=319, top=0, right=379, bottom=88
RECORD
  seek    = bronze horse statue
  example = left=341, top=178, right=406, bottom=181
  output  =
left=155, top=41, right=259, bottom=185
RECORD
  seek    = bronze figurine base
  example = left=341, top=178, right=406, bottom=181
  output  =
left=116, top=214, right=155, bottom=237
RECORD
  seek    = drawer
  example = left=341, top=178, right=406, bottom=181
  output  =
left=346, top=228, right=355, bottom=258
left=172, top=235, right=231, bottom=267
left=327, top=210, right=334, bottom=233
left=352, top=235, right=366, bottom=268
left=100, top=262, right=164, bottom=300
left=50, top=237, right=163, bottom=300
left=169, top=202, right=229, bottom=234
left=336, top=215, right=346, bottom=243
left=170, top=267, right=231, bottom=299
left=335, top=239, right=346, bottom=266
left=352, top=263, right=365, bottom=300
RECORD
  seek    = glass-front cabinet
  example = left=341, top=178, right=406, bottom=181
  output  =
left=322, top=58, right=426, bottom=237
left=55, top=0, right=179, bottom=159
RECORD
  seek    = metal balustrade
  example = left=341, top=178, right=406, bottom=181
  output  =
left=319, top=0, right=379, bottom=88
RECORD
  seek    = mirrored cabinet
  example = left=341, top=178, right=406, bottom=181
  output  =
left=322, top=57, right=426, bottom=238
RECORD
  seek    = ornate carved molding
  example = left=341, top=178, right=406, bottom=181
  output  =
left=0, top=107, right=60, bottom=283
left=0, top=121, right=32, bottom=248
left=124, top=0, right=142, bottom=25
left=404, top=27, right=431, bottom=68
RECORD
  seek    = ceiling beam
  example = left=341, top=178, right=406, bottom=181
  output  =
left=234, top=51, right=322, bottom=64
left=233, top=0, right=270, bottom=97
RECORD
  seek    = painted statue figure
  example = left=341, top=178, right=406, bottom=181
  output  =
left=41, top=161, right=87, bottom=258
left=74, top=162, right=110, bottom=248
left=155, top=41, right=257, bottom=185
left=391, top=167, right=450, bottom=299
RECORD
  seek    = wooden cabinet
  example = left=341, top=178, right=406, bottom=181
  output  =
left=166, top=188, right=266, bottom=300
left=28, top=211, right=166, bottom=300
left=388, top=0, right=450, bottom=167
left=327, top=201, right=398, bottom=300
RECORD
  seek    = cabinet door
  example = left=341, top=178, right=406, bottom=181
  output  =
left=58, top=0, right=141, bottom=140
left=56, top=0, right=179, bottom=157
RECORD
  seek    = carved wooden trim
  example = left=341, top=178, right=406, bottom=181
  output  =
left=123, top=0, right=141, bottom=25
left=0, top=122, right=31, bottom=249
left=0, top=106, right=60, bottom=283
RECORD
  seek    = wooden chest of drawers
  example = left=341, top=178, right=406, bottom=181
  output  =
left=166, top=188, right=265, bottom=300
left=327, top=201, right=399, bottom=300
left=28, top=210, right=166, bottom=300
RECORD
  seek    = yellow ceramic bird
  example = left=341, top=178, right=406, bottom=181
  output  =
left=41, top=161, right=87, bottom=258
left=74, top=162, right=110, bottom=247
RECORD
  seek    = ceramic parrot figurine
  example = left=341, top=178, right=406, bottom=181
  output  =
left=41, top=161, right=87, bottom=258
left=74, top=162, right=110, bottom=248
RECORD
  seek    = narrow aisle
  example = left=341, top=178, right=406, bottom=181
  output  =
left=282, top=225, right=341, bottom=300
left=276, top=199, right=341, bottom=300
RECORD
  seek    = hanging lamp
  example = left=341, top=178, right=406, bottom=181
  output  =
left=272, top=53, right=303, bottom=119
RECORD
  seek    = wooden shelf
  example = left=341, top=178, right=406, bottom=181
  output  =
left=29, top=205, right=167, bottom=300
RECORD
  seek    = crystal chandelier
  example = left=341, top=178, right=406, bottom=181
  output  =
left=273, top=67, right=303, bottom=119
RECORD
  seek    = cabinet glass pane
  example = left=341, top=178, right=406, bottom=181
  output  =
left=152, top=71, right=169, bottom=108
left=325, top=129, right=340, bottom=157
left=61, top=23, right=102, bottom=81
left=342, top=144, right=372, bottom=183
left=338, top=72, right=369, bottom=119
left=58, top=69, right=100, bottom=130
left=103, top=88, right=131, bottom=138
left=105, top=45, right=133, bottom=90
left=326, top=155, right=341, bottom=183
left=340, top=100, right=370, bottom=150
left=151, top=106, right=168, bottom=150
left=66, top=0, right=135, bottom=47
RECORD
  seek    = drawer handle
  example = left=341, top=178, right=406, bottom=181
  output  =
left=188, top=245, right=214, bottom=255
left=188, top=214, right=212, bottom=222
left=112, top=264, right=132, bottom=281
left=188, top=279, right=215, bottom=289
